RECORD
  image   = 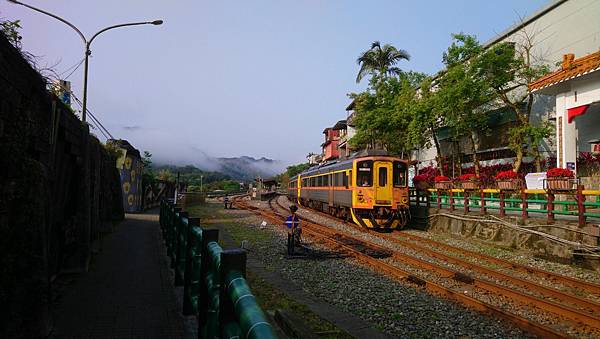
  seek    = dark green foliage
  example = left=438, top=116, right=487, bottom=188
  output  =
left=350, top=72, right=427, bottom=156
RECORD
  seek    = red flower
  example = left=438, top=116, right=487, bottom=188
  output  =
left=413, top=174, right=432, bottom=183
left=434, top=175, right=450, bottom=182
left=495, top=170, right=519, bottom=180
left=457, top=173, right=478, bottom=181
left=546, top=168, right=574, bottom=178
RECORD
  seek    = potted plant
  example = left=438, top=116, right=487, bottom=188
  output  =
left=495, top=170, right=523, bottom=190
left=413, top=174, right=432, bottom=190
left=434, top=175, right=452, bottom=190
left=546, top=168, right=575, bottom=191
left=457, top=173, right=480, bottom=190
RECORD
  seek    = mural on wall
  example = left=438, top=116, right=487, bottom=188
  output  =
left=110, top=140, right=144, bottom=212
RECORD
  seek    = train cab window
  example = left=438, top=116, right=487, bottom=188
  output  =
left=378, top=167, right=388, bottom=186
left=393, top=161, right=407, bottom=187
left=357, top=161, right=373, bottom=187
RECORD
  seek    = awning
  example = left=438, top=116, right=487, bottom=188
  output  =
left=567, top=104, right=590, bottom=123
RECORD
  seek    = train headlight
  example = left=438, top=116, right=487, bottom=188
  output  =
left=401, top=197, right=408, bottom=204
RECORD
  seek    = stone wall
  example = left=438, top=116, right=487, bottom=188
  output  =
left=0, top=33, right=123, bottom=337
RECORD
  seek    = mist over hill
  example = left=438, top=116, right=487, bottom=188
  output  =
left=154, top=153, right=284, bottom=182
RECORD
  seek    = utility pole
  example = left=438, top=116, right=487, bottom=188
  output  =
left=200, top=175, right=203, bottom=193
left=7, top=0, right=163, bottom=122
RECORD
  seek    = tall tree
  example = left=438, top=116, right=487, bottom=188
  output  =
left=472, top=30, right=550, bottom=172
left=434, top=34, right=493, bottom=175
left=356, top=41, right=410, bottom=83
left=350, top=72, right=426, bottom=156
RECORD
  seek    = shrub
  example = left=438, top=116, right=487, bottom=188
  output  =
left=547, top=168, right=574, bottom=178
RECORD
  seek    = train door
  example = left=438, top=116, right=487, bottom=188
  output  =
left=374, top=162, right=392, bottom=205
left=328, top=173, right=334, bottom=208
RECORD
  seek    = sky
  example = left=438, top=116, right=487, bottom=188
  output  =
left=2, top=0, right=549, bottom=168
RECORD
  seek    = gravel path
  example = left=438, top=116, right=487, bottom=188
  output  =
left=229, top=200, right=533, bottom=338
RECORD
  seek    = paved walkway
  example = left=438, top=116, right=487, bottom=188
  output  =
left=51, top=211, right=184, bottom=339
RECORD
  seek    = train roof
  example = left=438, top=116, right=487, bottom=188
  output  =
left=289, top=152, right=408, bottom=181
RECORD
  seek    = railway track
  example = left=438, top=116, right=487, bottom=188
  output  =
left=234, top=195, right=600, bottom=338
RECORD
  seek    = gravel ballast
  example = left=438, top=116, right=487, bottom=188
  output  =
left=227, top=199, right=533, bottom=338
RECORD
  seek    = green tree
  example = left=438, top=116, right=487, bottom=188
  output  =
left=433, top=34, right=493, bottom=175
left=0, top=18, right=22, bottom=48
left=472, top=31, right=550, bottom=171
left=350, top=72, right=426, bottom=156
left=406, top=77, right=447, bottom=175
left=356, top=41, right=410, bottom=83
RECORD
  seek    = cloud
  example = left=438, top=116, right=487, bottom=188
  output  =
left=123, top=125, right=142, bottom=131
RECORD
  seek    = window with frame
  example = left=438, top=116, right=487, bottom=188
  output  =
left=356, top=161, right=373, bottom=187
left=378, top=167, right=388, bottom=186
left=393, top=161, right=407, bottom=187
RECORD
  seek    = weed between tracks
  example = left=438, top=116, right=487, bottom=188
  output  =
left=185, top=201, right=353, bottom=339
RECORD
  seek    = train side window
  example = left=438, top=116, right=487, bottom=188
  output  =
left=357, top=161, right=373, bottom=187
left=393, top=161, right=407, bottom=187
left=324, top=174, right=329, bottom=187
left=378, top=167, right=388, bottom=186
left=342, top=172, right=348, bottom=188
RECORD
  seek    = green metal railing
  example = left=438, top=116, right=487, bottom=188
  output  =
left=160, top=199, right=277, bottom=339
left=409, top=187, right=600, bottom=226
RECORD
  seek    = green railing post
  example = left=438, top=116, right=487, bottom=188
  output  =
left=199, top=229, right=220, bottom=338
left=219, top=249, right=246, bottom=337
left=174, top=211, right=189, bottom=286
left=168, top=206, right=182, bottom=261
left=221, top=249, right=277, bottom=339
left=183, top=218, right=201, bottom=315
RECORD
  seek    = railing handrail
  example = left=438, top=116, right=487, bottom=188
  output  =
left=159, top=200, right=276, bottom=339
left=410, top=186, right=600, bottom=227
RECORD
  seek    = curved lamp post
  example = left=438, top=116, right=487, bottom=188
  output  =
left=7, top=0, right=163, bottom=122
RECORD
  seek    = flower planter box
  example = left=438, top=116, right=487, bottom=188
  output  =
left=546, top=178, right=575, bottom=191
left=460, top=181, right=480, bottom=190
left=434, top=181, right=452, bottom=190
left=497, top=179, right=523, bottom=190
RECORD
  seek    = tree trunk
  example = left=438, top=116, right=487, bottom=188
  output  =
left=469, top=134, right=480, bottom=176
left=431, top=124, right=444, bottom=176
left=513, top=146, right=524, bottom=173
left=532, top=143, right=542, bottom=172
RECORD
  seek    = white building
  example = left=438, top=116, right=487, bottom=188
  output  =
left=415, top=0, right=600, bottom=171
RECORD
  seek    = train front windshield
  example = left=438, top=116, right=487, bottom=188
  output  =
left=393, top=161, right=407, bottom=187
left=357, top=160, right=373, bottom=187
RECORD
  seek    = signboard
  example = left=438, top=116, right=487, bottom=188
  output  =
left=525, top=172, right=547, bottom=190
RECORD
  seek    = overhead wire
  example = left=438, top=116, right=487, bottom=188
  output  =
left=53, top=81, right=115, bottom=140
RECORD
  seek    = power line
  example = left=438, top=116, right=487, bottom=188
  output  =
left=54, top=81, right=116, bottom=140
left=58, top=58, right=85, bottom=77
left=62, top=58, right=85, bottom=80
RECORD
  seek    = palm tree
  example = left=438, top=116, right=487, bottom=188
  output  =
left=356, top=41, right=410, bottom=83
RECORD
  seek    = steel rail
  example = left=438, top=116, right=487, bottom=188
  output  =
left=233, top=197, right=568, bottom=338
left=276, top=198, right=600, bottom=329
left=280, top=195, right=600, bottom=296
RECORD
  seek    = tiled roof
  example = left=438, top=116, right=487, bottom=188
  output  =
left=529, top=51, right=600, bottom=92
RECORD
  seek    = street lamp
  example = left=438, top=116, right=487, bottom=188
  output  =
left=7, top=0, right=163, bottom=122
